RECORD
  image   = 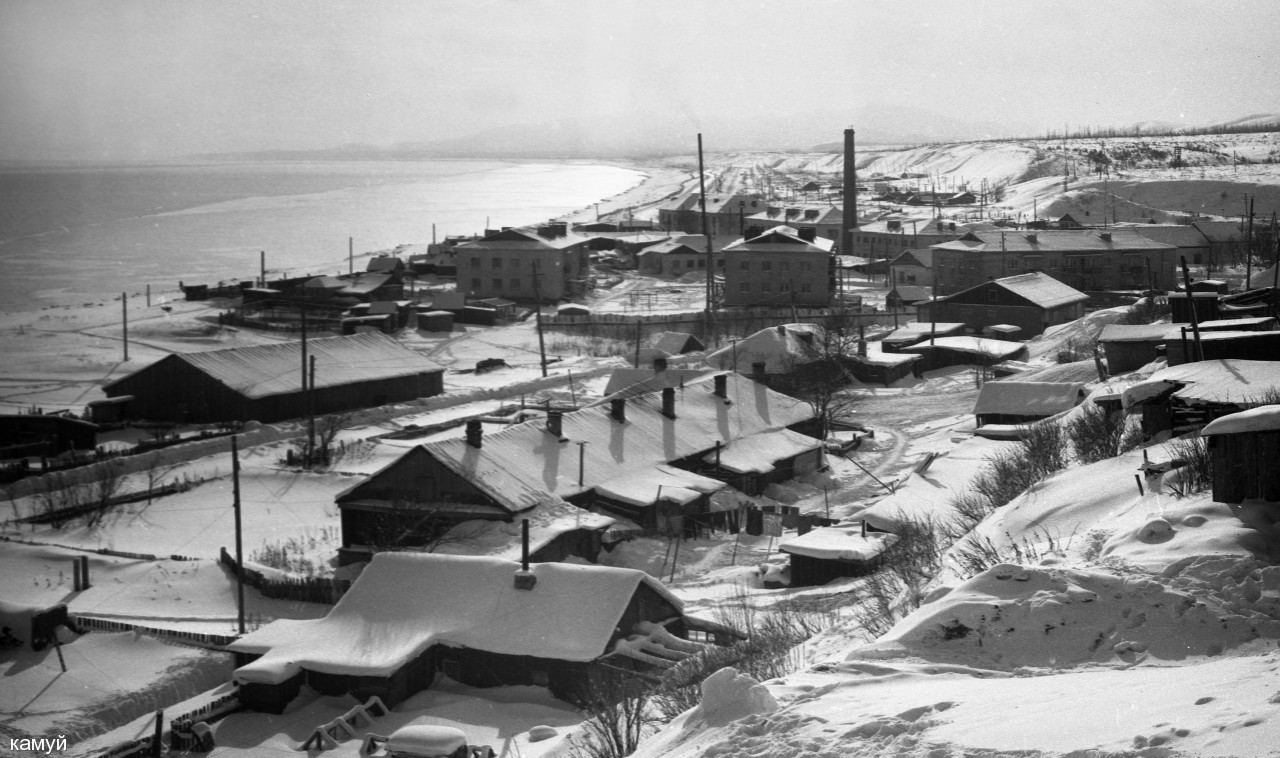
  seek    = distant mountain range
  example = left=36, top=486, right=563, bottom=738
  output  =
left=192, top=109, right=1279, bottom=162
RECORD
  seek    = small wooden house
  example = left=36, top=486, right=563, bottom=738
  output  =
left=779, top=522, right=898, bottom=587
left=916, top=272, right=1089, bottom=338
left=229, top=553, right=707, bottom=711
left=1201, top=406, right=1280, bottom=504
left=972, top=381, right=1086, bottom=426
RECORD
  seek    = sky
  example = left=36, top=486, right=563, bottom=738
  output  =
left=1, top=0, right=1279, bottom=161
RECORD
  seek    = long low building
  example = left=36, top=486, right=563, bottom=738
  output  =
left=101, top=332, right=445, bottom=424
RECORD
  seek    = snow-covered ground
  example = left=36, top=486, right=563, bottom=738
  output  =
left=3, top=137, right=1280, bottom=756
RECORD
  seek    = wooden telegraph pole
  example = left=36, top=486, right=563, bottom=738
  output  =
left=121, top=292, right=129, bottom=361
left=532, top=261, right=548, bottom=377
left=698, top=134, right=714, bottom=337
left=232, top=435, right=245, bottom=635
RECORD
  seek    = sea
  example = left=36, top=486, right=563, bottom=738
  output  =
left=0, top=159, right=645, bottom=312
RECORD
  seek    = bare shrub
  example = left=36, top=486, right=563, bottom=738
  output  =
left=950, top=529, right=1073, bottom=580
left=1118, top=297, right=1171, bottom=325
left=1164, top=434, right=1212, bottom=497
left=570, top=672, right=656, bottom=758
left=1055, top=336, right=1094, bottom=364
left=1019, top=420, right=1068, bottom=476
left=1067, top=402, right=1133, bottom=464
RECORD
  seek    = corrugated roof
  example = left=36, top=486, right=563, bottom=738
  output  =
left=972, top=381, right=1085, bottom=417
left=106, top=333, right=443, bottom=399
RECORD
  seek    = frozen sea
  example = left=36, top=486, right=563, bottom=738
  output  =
left=0, top=159, right=644, bottom=312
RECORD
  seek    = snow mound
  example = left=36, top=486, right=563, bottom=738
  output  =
left=854, top=562, right=1280, bottom=670
left=688, top=667, right=778, bottom=728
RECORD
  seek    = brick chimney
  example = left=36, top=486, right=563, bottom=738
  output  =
left=752, top=361, right=767, bottom=381
left=713, top=373, right=727, bottom=398
left=546, top=410, right=563, bottom=438
left=465, top=419, right=483, bottom=448
left=610, top=398, right=626, bottom=423
left=653, top=356, right=668, bottom=373
left=661, top=387, right=676, bottom=419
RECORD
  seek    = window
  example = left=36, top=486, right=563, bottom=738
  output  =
left=739, top=282, right=751, bottom=292
left=717, top=259, right=724, bottom=267
left=671, top=260, right=681, bottom=270
left=762, top=261, right=772, bottom=271
left=800, top=283, right=811, bottom=293
left=739, top=260, right=750, bottom=270
left=492, top=257, right=503, bottom=268
left=761, top=282, right=772, bottom=292
left=780, top=261, right=790, bottom=272
left=986, top=289, right=998, bottom=303
left=492, top=278, right=503, bottom=289
left=780, top=281, right=792, bottom=292
left=470, top=256, right=480, bottom=267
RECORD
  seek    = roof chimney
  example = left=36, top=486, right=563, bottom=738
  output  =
left=798, top=227, right=817, bottom=242
left=546, top=410, right=563, bottom=439
left=610, top=398, right=626, bottom=423
left=1026, top=233, right=1038, bottom=243
left=465, top=419, right=483, bottom=448
left=1100, top=232, right=1113, bottom=242
left=752, top=361, right=767, bottom=381
left=661, top=387, right=676, bottom=419
left=713, top=373, right=727, bottom=398
left=653, top=356, right=668, bottom=373
left=514, top=519, right=536, bottom=590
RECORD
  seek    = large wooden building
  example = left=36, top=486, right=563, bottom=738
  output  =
left=916, top=272, right=1090, bottom=337
left=100, top=333, right=444, bottom=424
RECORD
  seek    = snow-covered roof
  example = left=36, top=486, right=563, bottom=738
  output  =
left=943, top=272, right=1089, bottom=310
left=230, top=552, right=680, bottom=684
left=1201, top=406, right=1280, bottom=436
left=1195, top=316, right=1276, bottom=330
left=900, top=336, right=1027, bottom=359
left=596, top=464, right=725, bottom=507
left=103, top=333, right=443, bottom=399
left=652, top=331, right=705, bottom=355
left=931, top=228, right=1177, bottom=254
left=1098, top=323, right=1174, bottom=343
left=723, top=225, right=835, bottom=254
left=882, top=322, right=966, bottom=344
left=703, top=428, right=823, bottom=474
left=413, top=370, right=812, bottom=506
left=706, top=324, right=822, bottom=373
left=1121, top=360, right=1280, bottom=408
left=973, top=381, right=1085, bottom=417
left=603, top=368, right=710, bottom=397
left=779, top=524, right=899, bottom=562
left=431, top=500, right=615, bottom=561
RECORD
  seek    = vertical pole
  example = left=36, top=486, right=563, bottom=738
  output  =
left=634, top=321, right=642, bottom=367
left=670, top=531, right=681, bottom=583
left=152, top=710, right=164, bottom=758
left=260, top=250, right=266, bottom=287
left=232, top=436, right=245, bottom=635
left=577, top=441, right=587, bottom=487
left=81, top=555, right=90, bottom=589
left=1180, top=256, right=1204, bottom=362
left=532, top=261, right=548, bottom=377
left=146, top=283, right=151, bottom=308
left=349, top=236, right=354, bottom=275
left=698, top=134, right=713, bottom=334
left=300, top=303, right=309, bottom=394
left=122, top=293, right=129, bottom=362
left=432, top=223, right=436, bottom=245
left=1245, top=197, right=1254, bottom=287
left=308, top=355, right=317, bottom=464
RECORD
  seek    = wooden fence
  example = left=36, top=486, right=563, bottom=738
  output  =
left=540, top=307, right=897, bottom=344
left=72, top=615, right=240, bottom=649
left=220, top=547, right=351, bottom=604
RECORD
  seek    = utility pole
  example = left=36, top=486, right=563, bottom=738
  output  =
left=1246, top=196, right=1254, bottom=287
left=260, top=250, right=266, bottom=287
left=121, top=292, right=129, bottom=361
left=232, top=435, right=245, bottom=635
left=349, top=237, right=354, bottom=275
left=532, top=261, right=548, bottom=377
left=308, top=355, right=317, bottom=465
left=1180, top=256, right=1204, bottom=362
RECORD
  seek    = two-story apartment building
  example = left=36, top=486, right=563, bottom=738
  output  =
left=743, top=205, right=845, bottom=249
left=454, top=223, right=592, bottom=302
left=930, top=228, right=1179, bottom=295
left=721, top=226, right=834, bottom=307
left=852, top=216, right=981, bottom=261
left=657, top=193, right=766, bottom=235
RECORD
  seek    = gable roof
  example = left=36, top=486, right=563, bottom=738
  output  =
left=456, top=226, right=590, bottom=251
left=706, top=324, right=822, bottom=373
left=1121, top=224, right=1211, bottom=249
left=936, top=272, right=1089, bottom=310
left=1098, top=323, right=1177, bottom=343
left=1122, top=359, right=1280, bottom=408
left=724, top=226, right=834, bottom=254
left=972, top=381, right=1086, bottom=417
left=414, top=370, right=813, bottom=507
left=651, top=332, right=705, bottom=355
left=230, top=552, right=678, bottom=684
left=888, top=248, right=934, bottom=268
left=103, top=333, right=443, bottom=399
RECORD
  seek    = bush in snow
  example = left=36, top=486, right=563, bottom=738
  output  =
left=569, top=670, right=655, bottom=758
left=950, top=528, right=1074, bottom=580
left=1067, top=402, right=1138, bottom=464
left=1163, top=433, right=1212, bottom=497
left=848, top=516, right=945, bottom=640
left=1118, top=296, right=1171, bottom=325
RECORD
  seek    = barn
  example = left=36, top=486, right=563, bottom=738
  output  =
left=916, top=272, right=1089, bottom=337
left=1201, top=406, right=1280, bottom=504
left=229, top=552, right=709, bottom=712
left=100, top=333, right=444, bottom=424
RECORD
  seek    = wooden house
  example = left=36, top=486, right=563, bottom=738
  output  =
left=899, top=335, right=1029, bottom=372
left=1098, top=323, right=1175, bottom=374
left=972, top=381, right=1086, bottom=426
left=1121, top=360, right=1280, bottom=438
left=879, top=322, right=966, bottom=353
left=100, top=333, right=444, bottom=424
left=779, top=522, right=898, bottom=587
left=916, top=272, right=1089, bottom=338
left=1201, top=406, right=1280, bottom=504
left=229, top=553, right=709, bottom=711
left=0, top=414, right=99, bottom=458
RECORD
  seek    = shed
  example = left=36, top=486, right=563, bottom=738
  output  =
left=652, top=332, right=705, bottom=355
left=972, top=381, right=1086, bottom=426
left=845, top=351, right=921, bottom=386
left=0, top=414, right=99, bottom=458
left=982, top=324, right=1023, bottom=341
left=1121, top=359, right=1280, bottom=437
left=86, top=396, right=133, bottom=425
left=459, top=306, right=497, bottom=326
left=879, top=323, right=966, bottom=353
left=899, top=336, right=1029, bottom=371
left=1098, top=323, right=1176, bottom=374
left=229, top=553, right=699, bottom=711
left=418, top=310, right=455, bottom=333
left=886, top=285, right=932, bottom=308
left=1163, top=329, right=1280, bottom=365
left=1202, top=407, right=1280, bottom=504
left=916, top=272, right=1090, bottom=338
left=779, top=523, right=898, bottom=587
left=341, top=314, right=395, bottom=335
left=1167, top=292, right=1221, bottom=323
left=556, top=304, right=591, bottom=317
left=101, top=333, right=445, bottom=424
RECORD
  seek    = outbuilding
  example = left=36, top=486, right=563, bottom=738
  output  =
left=1201, top=406, right=1280, bottom=504
left=779, top=522, right=898, bottom=587
left=972, top=381, right=1086, bottom=426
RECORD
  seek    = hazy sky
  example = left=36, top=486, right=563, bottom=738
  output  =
left=2, top=0, right=1278, bottom=160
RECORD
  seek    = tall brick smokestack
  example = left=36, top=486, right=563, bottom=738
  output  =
left=842, top=128, right=857, bottom=257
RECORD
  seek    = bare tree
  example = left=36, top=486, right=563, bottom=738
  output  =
left=84, top=459, right=127, bottom=529
left=142, top=451, right=180, bottom=504
left=771, top=319, right=864, bottom=439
